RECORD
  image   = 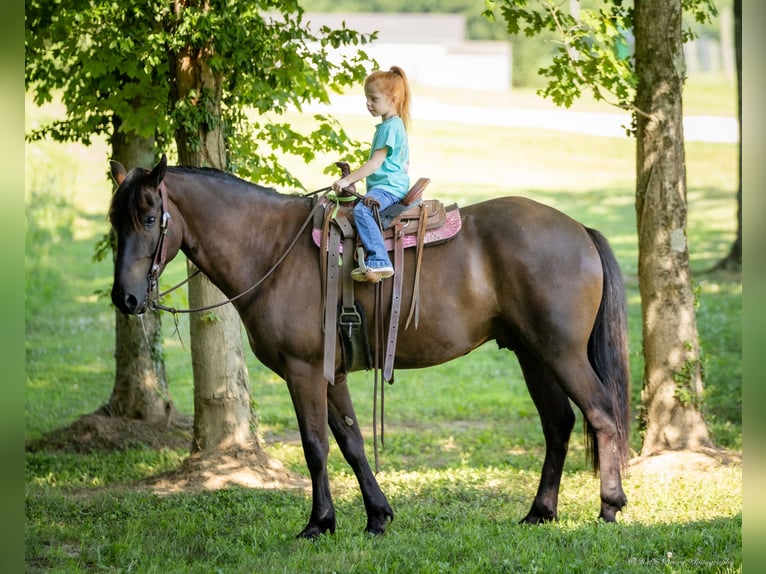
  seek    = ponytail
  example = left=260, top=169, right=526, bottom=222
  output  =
left=365, top=66, right=412, bottom=130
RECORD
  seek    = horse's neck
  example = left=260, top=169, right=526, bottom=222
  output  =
left=167, top=171, right=309, bottom=292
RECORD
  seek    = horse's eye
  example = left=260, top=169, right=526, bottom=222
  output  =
left=144, top=215, right=157, bottom=228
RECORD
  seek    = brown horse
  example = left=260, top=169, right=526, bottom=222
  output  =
left=109, top=154, right=630, bottom=539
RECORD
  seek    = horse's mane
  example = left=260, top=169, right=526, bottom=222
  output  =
left=167, top=166, right=279, bottom=196
left=109, top=167, right=153, bottom=231
left=109, top=165, right=284, bottom=231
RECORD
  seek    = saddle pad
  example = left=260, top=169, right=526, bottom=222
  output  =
left=312, top=204, right=462, bottom=252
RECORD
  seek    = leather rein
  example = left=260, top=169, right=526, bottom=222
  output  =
left=145, top=184, right=332, bottom=315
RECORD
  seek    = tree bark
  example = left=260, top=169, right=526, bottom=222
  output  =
left=101, top=124, right=177, bottom=424
left=634, top=0, right=713, bottom=454
left=170, top=34, right=257, bottom=452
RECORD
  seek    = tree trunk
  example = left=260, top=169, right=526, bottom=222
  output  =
left=100, top=124, right=177, bottom=424
left=170, top=38, right=257, bottom=452
left=186, top=274, right=255, bottom=451
left=713, top=0, right=742, bottom=271
left=634, top=0, right=713, bottom=455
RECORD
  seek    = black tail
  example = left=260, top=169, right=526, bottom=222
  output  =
left=584, top=228, right=631, bottom=472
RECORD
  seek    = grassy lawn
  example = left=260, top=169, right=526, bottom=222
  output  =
left=25, top=76, right=741, bottom=572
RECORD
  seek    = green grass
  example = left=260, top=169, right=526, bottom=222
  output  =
left=25, top=78, right=741, bottom=572
left=25, top=477, right=741, bottom=573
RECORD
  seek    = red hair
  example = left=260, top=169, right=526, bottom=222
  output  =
left=364, top=66, right=412, bottom=130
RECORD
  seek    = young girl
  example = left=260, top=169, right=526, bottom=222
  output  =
left=332, top=66, right=412, bottom=283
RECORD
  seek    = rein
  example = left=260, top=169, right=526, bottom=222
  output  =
left=146, top=184, right=332, bottom=315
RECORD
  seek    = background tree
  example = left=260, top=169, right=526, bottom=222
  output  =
left=713, top=0, right=741, bottom=271
left=104, top=130, right=176, bottom=426
left=165, top=0, right=254, bottom=452
left=485, top=0, right=722, bottom=454
left=25, top=0, right=179, bottom=437
left=633, top=0, right=713, bottom=453
left=160, top=0, right=374, bottom=454
left=25, top=0, right=374, bottom=453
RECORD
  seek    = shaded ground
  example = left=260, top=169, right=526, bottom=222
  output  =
left=26, top=412, right=310, bottom=492
left=26, top=412, right=195, bottom=453
left=26, top=413, right=740, bottom=498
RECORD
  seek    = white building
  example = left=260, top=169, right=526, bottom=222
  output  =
left=304, top=13, right=512, bottom=92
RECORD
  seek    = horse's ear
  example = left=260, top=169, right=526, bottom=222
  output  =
left=148, top=154, right=168, bottom=188
left=110, top=160, right=127, bottom=185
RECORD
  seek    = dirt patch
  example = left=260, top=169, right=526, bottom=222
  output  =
left=141, top=445, right=310, bottom=494
left=25, top=411, right=194, bottom=453
left=26, top=411, right=310, bottom=493
left=628, top=448, right=741, bottom=477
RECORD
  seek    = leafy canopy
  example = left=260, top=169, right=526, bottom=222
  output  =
left=483, top=0, right=718, bottom=114
left=25, top=0, right=378, bottom=188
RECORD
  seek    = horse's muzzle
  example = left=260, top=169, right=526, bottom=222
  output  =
left=111, top=285, right=147, bottom=315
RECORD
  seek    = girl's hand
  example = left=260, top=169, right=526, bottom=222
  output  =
left=332, top=178, right=349, bottom=193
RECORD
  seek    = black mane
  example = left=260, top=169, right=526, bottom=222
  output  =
left=167, top=165, right=279, bottom=196
left=108, top=167, right=153, bottom=231
left=109, top=165, right=282, bottom=231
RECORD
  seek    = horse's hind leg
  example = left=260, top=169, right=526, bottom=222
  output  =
left=516, top=348, right=576, bottom=524
left=546, top=354, right=628, bottom=522
left=327, top=374, right=394, bottom=534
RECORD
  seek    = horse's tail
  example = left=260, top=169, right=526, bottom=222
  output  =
left=585, top=227, right=631, bottom=473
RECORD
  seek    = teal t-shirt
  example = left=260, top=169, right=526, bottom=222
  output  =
left=365, top=116, right=410, bottom=199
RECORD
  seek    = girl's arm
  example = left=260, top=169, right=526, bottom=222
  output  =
left=332, top=147, right=388, bottom=192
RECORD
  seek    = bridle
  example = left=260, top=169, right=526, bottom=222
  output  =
left=142, top=183, right=333, bottom=315
left=145, top=182, right=172, bottom=308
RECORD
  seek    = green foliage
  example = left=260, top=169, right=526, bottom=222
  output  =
left=25, top=0, right=173, bottom=144
left=484, top=0, right=636, bottom=109
left=673, top=341, right=704, bottom=408
left=24, top=0, right=376, bottom=186
left=25, top=189, right=76, bottom=323
left=484, top=0, right=720, bottom=111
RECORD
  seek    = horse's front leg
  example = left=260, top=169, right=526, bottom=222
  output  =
left=285, top=362, right=336, bottom=539
left=327, top=374, right=394, bottom=534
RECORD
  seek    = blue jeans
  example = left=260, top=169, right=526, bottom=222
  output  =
left=353, top=187, right=400, bottom=269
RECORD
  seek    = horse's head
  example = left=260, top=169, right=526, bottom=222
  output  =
left=109, top=154, right=177, bottom=315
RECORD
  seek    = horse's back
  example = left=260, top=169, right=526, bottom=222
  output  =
left=392, top=196, right=604, bottom=366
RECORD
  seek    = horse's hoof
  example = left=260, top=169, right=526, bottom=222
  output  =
left=297, top=526, right=323, bottom=540
left=519, top=510, right=557, bottom=525
left=365, top=507, right=394, bottom=535
left=598, top=505, right=621, bottom=523
left=297, top=519, right=336, bottom=540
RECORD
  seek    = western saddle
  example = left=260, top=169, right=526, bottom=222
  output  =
left=314, top=163, right=461, bottom=385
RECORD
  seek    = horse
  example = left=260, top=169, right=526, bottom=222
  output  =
left=108, top=154, right=630, bottom=539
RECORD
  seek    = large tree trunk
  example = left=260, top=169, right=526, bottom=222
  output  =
left=100, top=124, right=177, bottom=424
left=634, top=0, right=713, bottom=455
left=171, top=37, right=256, bottom=452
